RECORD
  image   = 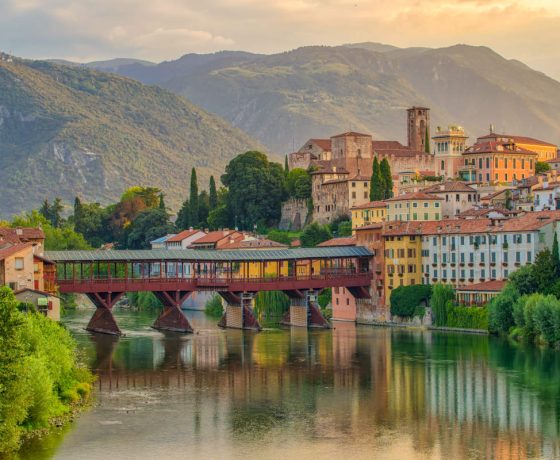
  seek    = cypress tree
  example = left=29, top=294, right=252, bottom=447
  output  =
left=209, top=176, right=218, bottom=210
left=39, top=199, right=50, bottom=222
left=380, top=158, right=393, bottom=199
left=284, top=155, right=289, bottom=174
left=369, top=157, right=383, bottom=201
left=73, top=197, right=83, bottom=221
left=158, top=193, right=166, bottom=210
left=176, top=199, right=190, bottom=230
left=189, top=168, right=199, bottom=226
left=424, top=127, right=430, bottom=154
left=553, top=232, right=560, bottom=275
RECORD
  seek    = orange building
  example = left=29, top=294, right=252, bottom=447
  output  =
left=477, top=132, right=558, bottom=162
left=460, top=140, right=537, bottom=184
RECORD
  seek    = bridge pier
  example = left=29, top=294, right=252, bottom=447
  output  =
left=281, top=289, right=330, bottom=329
left=85, top=292, right=124, bottom=335
left=217, top=292, right=261, bottom=331
left=152, top=291, right=193, bottom=333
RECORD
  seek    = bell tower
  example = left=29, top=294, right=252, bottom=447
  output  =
left=407, top=107, right=430, bottom=152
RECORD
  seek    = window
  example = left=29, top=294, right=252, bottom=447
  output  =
left=352, top=192, right=356, bottom=199
left=481, top=269, right=486, bottom=279
left=492, top=269, right=496, bottom=279
left=413, top=202, right=418, bottom=208
left=460, top=253, right=465, bottom=263
left=14, top=257, right=24, bottom=270
left=486, top=157, right=490, bottom=168
left=495, top=158, right=498, bottom=168
left=460, top=236, right=465, bottom=245
left=442, top=269, right=447, bottom=279
left=516, top=251, right=521, bottom=263
left=480, top=252, right=485, bottom=262
left=352, top=182, right=356, bottom=187
left=435, top=202, right=440, bottom=208
left=442, top=236, right=447, bottom=246
left=413, top=213, right=417, bottom=220
left=433, top=254, right=438, bottom=264
left=34, top=263, right=39, bottom=273
left=491, top=252, right=496, bottom=263
left=364, top=191, right=368, bottom=199
left=424, top=202, right=428, bottom=208
left=527, top=233, right=532, bottom=243
left=443, top=253, right=447, bottom=264
left=504, top=252, right=508, bottom=263
left=527, top=251, right=532, bottom=263
left=424, top=213, right=428, bottom=220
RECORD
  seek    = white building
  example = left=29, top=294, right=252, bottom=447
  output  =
left=533, top=180, right=560, bottom=211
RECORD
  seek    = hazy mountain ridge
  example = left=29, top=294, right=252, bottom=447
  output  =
left=0, top=58, right=264, bottom=217
left=85, top=43, right=560, bottom=153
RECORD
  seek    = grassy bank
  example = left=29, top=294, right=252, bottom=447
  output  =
left=0, top=287, right=93, bottom=454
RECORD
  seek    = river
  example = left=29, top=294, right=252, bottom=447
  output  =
left=16, top=306, right=560, bottom=460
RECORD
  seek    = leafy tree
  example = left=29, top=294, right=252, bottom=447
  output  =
left=73, top=202, right=111, bottom=247
left=286, top=168, right=311, bottom=199
left=380, top=158, right=393, bottom=199
left=370, top=157, right=383, bottom=201
left=431, top=283, right=455, bottom=326
left=488, top=283, right=519, bottom=334
left=189, top=168, right=199, bottom=227
left=300, top=222, right=332, bottom=247
left=176, top=199, right=190, bottom=230
left=120, top=186, right=160, bottom=208
left=535, top=161, right=551, bottom=174
left=126, top=208, right=174, bottom=249
left=39, top=199, right=50, bottom=222
left=336, top=220, right=352, bottom=237
left=532, top=248, right=557, bottom=293
left=50, top=198, right=64, bottom=228
left=504, top=189, right=513, bottom=210
left=207, top=205, right=229, bottom=230
left=267, top=230, right=292, bottom=246
left=508, top=265, right=537, bottom=296
left=209, top=176, right=218, bottom=210
left=390, top=284, right=432, bottom=318
left=221, top=151, right=286, bottom=229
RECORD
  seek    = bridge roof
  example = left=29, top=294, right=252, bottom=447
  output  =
left=45, top=246, right=372, bottom=263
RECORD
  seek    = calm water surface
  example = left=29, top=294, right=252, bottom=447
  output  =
left=16, top=307, right=560, bottom=460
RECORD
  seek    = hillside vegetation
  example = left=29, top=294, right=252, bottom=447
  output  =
left=91, top=43, right=560, bottom=153
left=0, top=58, right=263, bottom=217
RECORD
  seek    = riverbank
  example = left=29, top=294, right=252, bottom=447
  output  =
left=0, top=287, right=93, bottom=455
left=356, top=319, right=488, bottom=335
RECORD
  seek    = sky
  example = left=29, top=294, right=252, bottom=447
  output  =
left=2, top=0, right=560, bottom=80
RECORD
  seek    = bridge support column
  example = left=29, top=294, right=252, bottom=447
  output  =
left=86, top=292, right=124, bottom=335
left=152, top=291, right=193, bottom=333
left=281, top=290, right=330, bottom=329
left=217, top=292, right=261, bottom=331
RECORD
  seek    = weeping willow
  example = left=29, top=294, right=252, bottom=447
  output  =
left=254, top=291, right=290, bottom=322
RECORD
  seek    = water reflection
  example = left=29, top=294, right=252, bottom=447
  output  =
left=23, top=310, right=560, bottom=459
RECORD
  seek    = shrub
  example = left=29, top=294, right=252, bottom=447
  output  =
left=488, top=284, right=519, bottom=334
left=204, top=294, right=224, bottom=318
left=431, top=283, right=455, bottom=327
left=390, top=284, right=432, bottom=318
left=444, top=301, right=488, bottom=330
left=534, top=295, right=560, bottom=346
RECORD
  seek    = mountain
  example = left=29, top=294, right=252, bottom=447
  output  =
left=86, top=43, right=560, bottom=153
left=0, top=57, right=264, bottom=217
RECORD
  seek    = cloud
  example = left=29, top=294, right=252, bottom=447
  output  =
left=1, top=0, right=560, bottom=79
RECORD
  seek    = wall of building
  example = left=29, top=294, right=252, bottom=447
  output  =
left=3, top=248, right=34, bottom=291
left=384, top=235, right=423, bottom=307
left=462, top=153, right=536, bottom=184
left=279, top=198, right=310, bottom=231
left=386, top=199, right=442, bottom=222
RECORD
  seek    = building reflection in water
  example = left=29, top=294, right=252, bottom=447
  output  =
left=87, top=323, right=560, bottom=460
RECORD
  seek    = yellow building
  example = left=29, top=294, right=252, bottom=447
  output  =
left=477, top=132, right=558, bottom=162
left=382, top=222, right=423, bottom=306
left=350, top=200, right=387, bottom=231
left=385, top=192, right=443, bottom=222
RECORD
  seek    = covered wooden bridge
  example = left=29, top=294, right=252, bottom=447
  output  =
left=45, top=247, right=373, bottom=335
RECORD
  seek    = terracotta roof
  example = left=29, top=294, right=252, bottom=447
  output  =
left=372, top=140, right=406, bottom=150
left=481, top=189, right=512, bottom=200
left=457, top=207, right=518, bottom=218
left=0, top=243, right=33, bottom=261
left=290, top=239, right=301, bottom=247
left=189, top=230, right=241, bottom=245
left=166, top=229, right=202, bottom=243
left=317, top=237, right=356, bottom=247
left=422, top=181, right=477, bottom=193
left=351, top=200, right=387, bottom=210
left=0, top=227, right=45, bottom=244
left=382, top=210, right=560, bottom=236
left=331, top=131, right=371, bottom=138
left=477, top=133, right=557, bottom=148
left=464, top=141, right=538, bottom=156
left=309, top=139, right=331, bottom=151
left=532, top=181, right=560, bottom=192
left=33, top=254, right=55, bottom=265
left=384, top=191, right=443, bottom=202
left=13, top=288, right=59, bottom=298
left=456, top=280, right=506, bottom=293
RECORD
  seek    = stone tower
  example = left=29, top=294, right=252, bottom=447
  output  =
left=407, top=107, right=430, bottom=152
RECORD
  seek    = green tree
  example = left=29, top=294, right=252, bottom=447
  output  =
left=209, top=176, right=218, bottom=210
left=39, top=199, right=50, bottom=222
left=508, top=264, right=537, bottom=296
left=198, top=191, right=210, bottom=227
left=535, top=161, right=551, bottom=174
left=504, top=190, right=513, bottom=210
left=158, top=193, right=166, bottom=210
left=553, top=232, right=560, bottom=275
left=370, top=157, right=383, bottom=201
left=73, top=197, right=83, bottom=225
left=336, top=220, right=352, bottom=237
left=533, top=248, right=557, bottom=293
left=126, top=208, right=174, bottom=249
left=300, top=222, right=332, bottom=247
left=176, top=199, right=190, bottom=230
left=431, top=283, right=455, bottom=326
left=286, top=168, right=311, bottom=199
left=488, top=283, right=519, bottom=334
left=50, top=198, right=64, bottom=228
left=72, top=202, right=109, bottom=248
left=390, top=284, right=432, bottom=318
left=189, top=168, right=199, bottom=227
left=380, top=158, right=393, bottom=199
left=267, top=230, right=292, bottom=246
left=284, top=155, right=289, bottom=174
left=424, top=127, right=430, bottom=154
left=221, top=151, right=286, bottom=229
left=207, top=205, right=229, bottom=230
